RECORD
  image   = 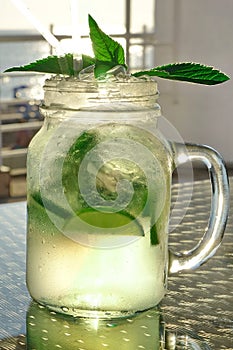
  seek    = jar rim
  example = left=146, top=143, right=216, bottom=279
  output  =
left=43, top=75, right=159, bottom=111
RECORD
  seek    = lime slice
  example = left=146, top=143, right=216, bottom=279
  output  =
left=64, top=207, right=144, bottom=236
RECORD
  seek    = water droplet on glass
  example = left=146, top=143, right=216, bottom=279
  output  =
left=107, top=323, right=117, bottom=328
left=61, top=306, right=69, bottom=313
left=143, top=332, right=151, bottom=337
left=123, top=338, right=130, bottom=342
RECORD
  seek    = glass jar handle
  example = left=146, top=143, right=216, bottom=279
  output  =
left=169, top=142, right=229, bottom=273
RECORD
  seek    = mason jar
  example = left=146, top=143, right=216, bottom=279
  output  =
left=26, top=75, right=229, bottom=318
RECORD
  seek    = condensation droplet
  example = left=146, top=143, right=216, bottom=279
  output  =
left=61, top=306, right=69, bottom=313
left=143, top=332, right=151, bottom=337
left=126, top=319, right=133, bottom=323
left=107, top=323, right=117, bottom=328
left=64, top=332, right=71, bottom=336
left=123, top=338, right=130, bottom=342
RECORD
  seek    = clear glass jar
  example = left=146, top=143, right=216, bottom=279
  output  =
left=26, top=76, right=229, bottom=318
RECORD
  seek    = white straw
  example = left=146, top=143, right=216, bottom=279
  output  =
left=69, top=0, right=83, bottom=73
left=10, top=0, right=64, bottom=55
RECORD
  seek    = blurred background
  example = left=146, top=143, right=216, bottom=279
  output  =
left=0, top=0, right=232, bottom=200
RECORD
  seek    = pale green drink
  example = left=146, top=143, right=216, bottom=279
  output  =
left=26, top=77, right=173, bottom=318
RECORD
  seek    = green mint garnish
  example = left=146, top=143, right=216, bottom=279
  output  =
left=4, top=53, right=95, bottom=76
left=3, top=15, right=230, bottom=85
left=88, top=14, right=127, bottom=77
left=133, top=62, right=229, bottom=85
left=150, top=223, right=159, bottom=245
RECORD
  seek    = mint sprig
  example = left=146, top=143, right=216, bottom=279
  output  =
left=4, top=53, right=95, bottom=76
left=88, top=15, right=127, bottom=77
left=3, top=15, right=230, bottom=85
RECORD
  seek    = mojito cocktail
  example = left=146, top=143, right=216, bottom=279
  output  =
left=26, top=77, right=172, bottom=317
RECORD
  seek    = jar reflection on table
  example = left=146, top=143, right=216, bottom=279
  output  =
left=26, top=301, right=162, bottom=350
left=26, top=301, right=212, bottom=350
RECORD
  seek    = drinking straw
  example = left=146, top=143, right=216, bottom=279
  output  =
left=69, top=0, right=83, bottom=74
left=10, top=0, right=64, bottom=55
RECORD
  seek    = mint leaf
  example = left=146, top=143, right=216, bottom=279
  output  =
left=3, top=15, right=229, bottom=86
left=150, top=223, right=159, bottom=245
left=132, top=62, right=230, bottom=85
left=88, top=14, right=126, bottom=77
left=4, top=54, right=95, bottom=76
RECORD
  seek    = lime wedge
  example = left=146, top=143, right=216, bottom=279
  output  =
left=64, top=207, right=144, bottom=236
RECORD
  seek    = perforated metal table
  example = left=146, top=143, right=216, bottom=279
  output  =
left=0, top=178, right=232, bottom=349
